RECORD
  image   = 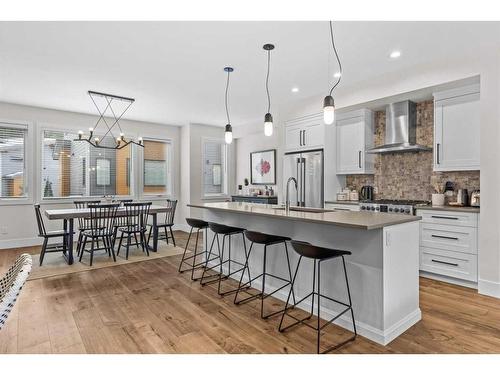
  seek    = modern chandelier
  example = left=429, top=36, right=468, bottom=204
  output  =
left=75, top=90, right=143, bottom=150
left=223, top=67, right=234, bottom=144
left=263, top=43, right=275, bottom=136
left=323, top=21, right=342, bottom=125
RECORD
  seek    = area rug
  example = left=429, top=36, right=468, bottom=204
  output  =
left=28, top=242, right=187, bottom=280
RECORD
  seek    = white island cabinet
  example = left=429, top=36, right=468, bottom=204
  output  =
left=189, top=202, right=422, bottom=346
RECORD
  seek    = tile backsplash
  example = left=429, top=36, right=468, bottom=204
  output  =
left=346, top=100, right=480, bottom=201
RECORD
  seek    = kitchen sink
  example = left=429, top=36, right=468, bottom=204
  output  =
left=271, top=206, right=335, bottom=213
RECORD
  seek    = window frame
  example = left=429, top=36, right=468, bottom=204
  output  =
left=138, top=136, right=174, bottom=201
left=0, top=119, right=33, bottom=206
left=38, top=124, right=136, bottom=203
left=201, top=136, right=229, bottom=200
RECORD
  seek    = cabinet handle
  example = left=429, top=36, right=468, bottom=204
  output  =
left=298, top=130, right=302, bottom=146
left=431, top=234, right=459, bottom=240
left=431, top=215, right=458, bottom=220
left=303, top=130, right=306, bottom=145
left=358, top=151, right=362, bottom=168
left=431, top=259, right=459, bottom=267
left=436, top=143, right=440, bottom=164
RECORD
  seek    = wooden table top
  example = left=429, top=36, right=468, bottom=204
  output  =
left=45, top=205, right=172, bottom=220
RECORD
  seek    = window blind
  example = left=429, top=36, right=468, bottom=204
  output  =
left=203, top=140, right=226, bottom=196
left=0, top=124, right=27, bottom=198
left=41, top=130, right=132, bottom=198
left=143, top=140, right=170, bottom=195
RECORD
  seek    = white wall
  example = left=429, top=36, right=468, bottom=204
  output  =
left=0, top=101, right=182, bottom=249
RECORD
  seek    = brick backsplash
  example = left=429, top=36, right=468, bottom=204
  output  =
left=346, top=100, right=480, bottom=201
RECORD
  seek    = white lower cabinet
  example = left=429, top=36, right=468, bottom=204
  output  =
left=417, top=209, right=479, bottom=286
left=325, top=203, right=360, bottom=211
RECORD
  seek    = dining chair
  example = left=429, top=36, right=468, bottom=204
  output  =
left=34, top=204, right=72, bottom=266
left=112, top=199, right=135, bottom=248
left=74, top=200, right=102, bottom=256
left=147, top=199, right=177, bottom=247
left=116, top=202, right=152, bottom=259
left=79, top=203, right=120, bottom=266
left=0, top=254, right=32, bottom=330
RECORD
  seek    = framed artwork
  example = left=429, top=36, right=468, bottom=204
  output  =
left=144, top=159, right=167, bottom=186
left=250, top=149, right=276, bottom=185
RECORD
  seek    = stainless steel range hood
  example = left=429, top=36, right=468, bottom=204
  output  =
left=366, top=100, right=432, bottom=154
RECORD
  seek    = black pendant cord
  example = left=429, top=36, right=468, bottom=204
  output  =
left=266, top=49, right=271, bottom=113
left=225, top=69, right=231, bottom=125
left=328, top=20, right=342, bottom=96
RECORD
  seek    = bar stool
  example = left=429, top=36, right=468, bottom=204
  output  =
left=178, top=218, right=212, bottom=281
left=199, top=223, right=251, bottom=296
left=278, top=240, right=356, bottom=354
left=233, top=230, right=297, bottom=319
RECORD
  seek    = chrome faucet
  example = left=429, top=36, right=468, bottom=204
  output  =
left=285, top=177, right=298, bottom=213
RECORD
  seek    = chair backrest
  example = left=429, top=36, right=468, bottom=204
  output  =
left=88, top=203, right=120, bottom=236
left=164, top=199, right=177, bottom=225
left=117, top=199, right=133, bottom=206
left=74, top=200, right=102, bottom=229
left=124, top=202, right=152, bottom=231
left=0, top=254, right=32, bottom=330
left=34, top=204, right=46, bottom=236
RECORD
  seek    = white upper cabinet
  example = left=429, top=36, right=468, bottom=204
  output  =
left=433, top=84, right=480, bottom=171
left=284, top=113, right=324, bottom=152
left=336, top=109, right=375, bottom=174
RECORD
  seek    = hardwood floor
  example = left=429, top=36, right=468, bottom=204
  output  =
left=1, top=230, right=500, bottom=354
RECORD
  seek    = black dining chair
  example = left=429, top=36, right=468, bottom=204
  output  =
left=74, top=200, right=102, bottom=256
left=147, top=199, right=177, bottom=247
left=34, top=204, right=73, bottom=266
left=78, top=203, right=120, bottom=266
left=116, top=202, right=152, bottom=259
left=112, top=199, right=134, bottom=248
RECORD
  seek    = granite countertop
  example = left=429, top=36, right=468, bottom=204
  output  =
left=188, top=202, right=421, bottom=230
left=415, top=205, right=480, bottom=213
left=324, top=200, right=360, bottom=205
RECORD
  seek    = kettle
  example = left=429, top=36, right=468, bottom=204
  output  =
left=457, top=189, right=469, bottom=206
left=360, top=186, right=374, bottom=201
left=470, top=190, right=480, bottom=207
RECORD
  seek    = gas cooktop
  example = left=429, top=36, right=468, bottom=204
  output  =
left=359, top=199, right=430, bottom=215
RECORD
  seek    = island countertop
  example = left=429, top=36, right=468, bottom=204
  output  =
left=188, top=202, right=421, bottom=230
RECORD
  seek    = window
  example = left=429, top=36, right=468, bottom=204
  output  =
left=41, top=130, right=132, bottom=198
left=142, top=139, right=171, bottom=196
left=0, top=123, right=27, bottom=199
left=202, top=139, right=227, bottom=198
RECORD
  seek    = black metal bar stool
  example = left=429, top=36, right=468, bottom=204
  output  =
left=278, top=240, right=356, bottom=354
left=233, top=230, right=297, bottom=319
left=199, top=223, right=251, bottom=296
left=178, top=218, right=214, bottom=281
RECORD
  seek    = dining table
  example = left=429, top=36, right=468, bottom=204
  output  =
left=44, top=204, right=173, bottom=265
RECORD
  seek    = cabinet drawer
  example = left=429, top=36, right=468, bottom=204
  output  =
left=420, top=223, right=477, bottom=254
left=325, top=203, right=360, bottom=212
left=417, top=209, right=478, bottom=227
left=420, top=247, right=477, bottom=282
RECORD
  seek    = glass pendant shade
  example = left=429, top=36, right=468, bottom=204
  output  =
left=264, top=112, right=273, bottom=136
left=224, top=124, right=233, bottom=144
left=323, top=95, right=335, bottom=125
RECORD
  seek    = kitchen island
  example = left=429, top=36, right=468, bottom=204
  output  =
left=188, top=202, right=422, bottom=345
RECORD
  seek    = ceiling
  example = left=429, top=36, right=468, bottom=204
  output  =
left=0, top=21, right=499, bottom=128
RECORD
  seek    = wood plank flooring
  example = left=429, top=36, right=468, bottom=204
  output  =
left=1, top=230, right=500, bottom=354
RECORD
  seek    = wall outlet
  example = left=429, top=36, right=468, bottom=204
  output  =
left=0, top=226, right=7, bottom=235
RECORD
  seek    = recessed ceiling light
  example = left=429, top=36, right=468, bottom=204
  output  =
left=333, top=72, right=341, bottom=78
left=390, top=50, right=401, bottom=59
left=291, top=87, right=299, bottom=93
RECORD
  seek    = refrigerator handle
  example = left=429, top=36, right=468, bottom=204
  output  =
left=296, top=158, right=301, bottom=206
left=302, top=158, right=306, bottom=206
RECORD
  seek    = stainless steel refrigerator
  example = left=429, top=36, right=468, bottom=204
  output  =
left=283, top=149, right=324, bottom=208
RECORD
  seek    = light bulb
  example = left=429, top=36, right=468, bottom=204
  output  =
left=78, top=130, right=83, bottom=139
left=120, top=132, right=124, bottom=140
left=89, top=127, right=94, bottom=133
left=323, top=95, right=335, bottom=125
left=224, top=124, right=233, bottom=144
left=264, top=113, right=273, bottom=137
left=94, top=137, right=100, bottom=144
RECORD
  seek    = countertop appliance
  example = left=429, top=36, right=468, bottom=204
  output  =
left=470, top=190, right=480, bottom=207
left=457, top=189, right=469, bottom=206
left=366, top=100, right=432, bottom=154
left=283, top=149, right=324, bottom=208
left=360, top=185, right=374, bottom=201
left=359, top=199, right=430, bottom=215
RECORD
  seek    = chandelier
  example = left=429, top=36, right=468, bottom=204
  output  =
left=75, top=90, right=143, bottom=150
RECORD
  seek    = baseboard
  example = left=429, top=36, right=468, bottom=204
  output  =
left=478, top=278, right=500, bottom=298
left=420, top=271, right=478, bottom=290
left=0, top=237, right=41, bottom=250
left=209, top=261, right=419, bottom=346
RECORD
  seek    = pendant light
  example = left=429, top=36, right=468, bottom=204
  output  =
left=263, top=43, right=275, bottom=136
left=223, top=67, right=234, bottom=144
left=323, top=21, right=342, bottom=125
